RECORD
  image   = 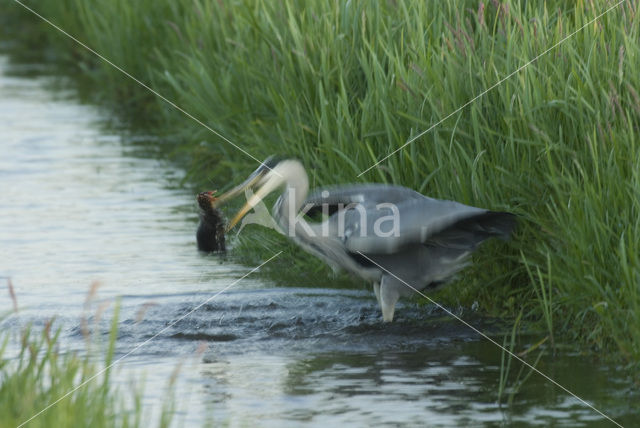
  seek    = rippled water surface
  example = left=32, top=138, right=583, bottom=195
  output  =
left=0, top=56, right=637, bottom=427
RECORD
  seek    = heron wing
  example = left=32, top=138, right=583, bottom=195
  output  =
left=339, top=197, right=515, bottom=254
left=305, top=184, right=424, bottom=207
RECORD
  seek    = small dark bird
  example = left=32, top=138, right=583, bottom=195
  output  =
left=196, top=191, right=226, bottom=252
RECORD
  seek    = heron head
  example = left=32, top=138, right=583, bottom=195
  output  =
left=212, top=156, right=295, bottom=231
left=210, top=156, right=280, bottom=206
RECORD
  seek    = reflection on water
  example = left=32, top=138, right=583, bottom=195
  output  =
left=0, top=55, right=637, bottom=427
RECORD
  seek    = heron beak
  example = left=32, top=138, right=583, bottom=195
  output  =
left=225, top=172, right=283, bottom=231
left=211, top=170, right=265, bottom=207
left=226, top=200, right=254, bottom=231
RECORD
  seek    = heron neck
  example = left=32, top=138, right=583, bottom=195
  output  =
left=276, top=161, right=309, bottom=230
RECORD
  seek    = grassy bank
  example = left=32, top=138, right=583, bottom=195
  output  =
left=0, top=307, right=170, bottom=428
left=2, top=0, right=639, bottom=363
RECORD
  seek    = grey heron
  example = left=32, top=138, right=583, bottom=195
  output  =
left=212, top=157, right=516, bottom=322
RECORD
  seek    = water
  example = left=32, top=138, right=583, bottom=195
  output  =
left=0, top=55, right=637, bottom=427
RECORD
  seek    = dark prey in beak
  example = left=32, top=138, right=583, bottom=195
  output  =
left=196, top=191, right=226, bottom=252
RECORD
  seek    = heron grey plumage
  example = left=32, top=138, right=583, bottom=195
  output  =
left=213, top=157, right=516, bottom=322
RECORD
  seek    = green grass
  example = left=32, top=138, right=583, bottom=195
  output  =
left=497, top=310, right=546, bottom=407
left=2, top=0, right=639, bottom=364
left=0, top=305, right=171, bottom=428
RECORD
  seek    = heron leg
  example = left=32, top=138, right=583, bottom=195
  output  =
left=379, top=276, right=400, bottom=322
left=373, top=282, right=381, bottom=306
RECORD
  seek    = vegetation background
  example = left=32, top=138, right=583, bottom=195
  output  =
left=1, top=0, right=638, bottom=368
